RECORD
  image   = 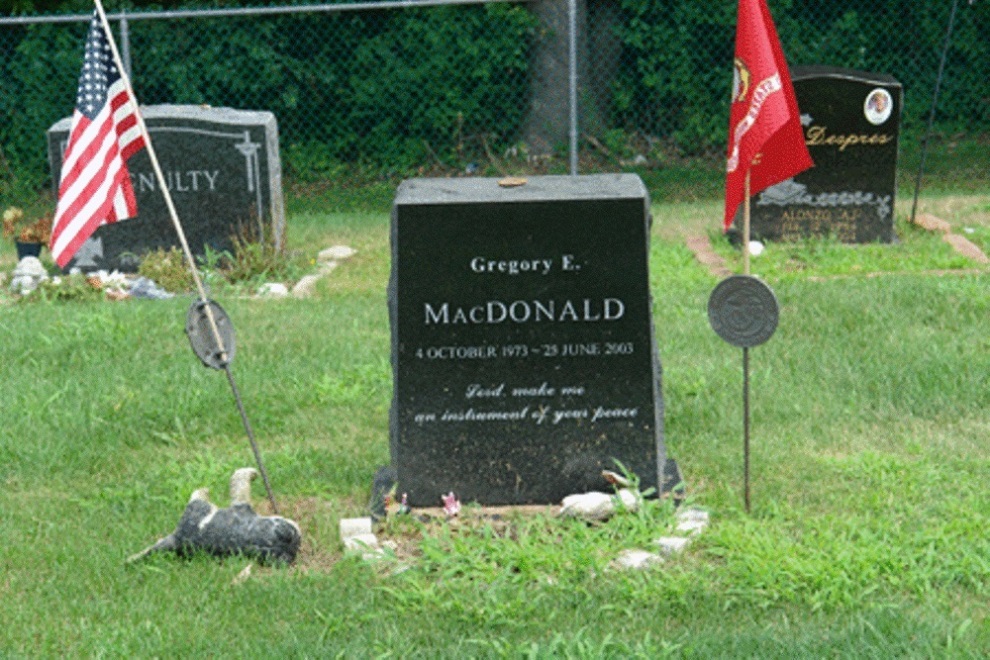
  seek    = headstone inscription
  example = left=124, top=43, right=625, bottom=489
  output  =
left=47, top=104, right=285, bottom=272
left=734, top=66, right=903, bottom=243
left=389, top=174, right=665, bottom=506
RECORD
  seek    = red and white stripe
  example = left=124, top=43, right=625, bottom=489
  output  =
left=50, top=77, right=145, bottom=268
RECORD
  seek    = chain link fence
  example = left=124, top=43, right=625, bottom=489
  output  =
left=2, top=0, right=988, bottom=205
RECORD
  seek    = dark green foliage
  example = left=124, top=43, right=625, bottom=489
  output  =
left=1, top=0, right=988, bottom=197
left=0, top=2, right=536, bottom=188
left=613, top=1, right=990, bottom=156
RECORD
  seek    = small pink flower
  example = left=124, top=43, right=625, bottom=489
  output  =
left=441, top=492, right=461, bottom=517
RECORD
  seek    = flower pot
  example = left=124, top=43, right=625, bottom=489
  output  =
left=15, top=241, right=43, bottom=260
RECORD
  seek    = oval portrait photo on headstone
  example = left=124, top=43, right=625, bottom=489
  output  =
left=864, top=88, right=894, bottom=125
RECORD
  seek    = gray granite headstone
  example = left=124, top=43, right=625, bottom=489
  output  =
left=734, top=66, right=903, bottom=243
left=48, top=104, right=284, bottom=272
left=389, top=174, right=665, bottom=506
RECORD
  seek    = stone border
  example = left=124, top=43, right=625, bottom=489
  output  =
left=686, top=215, right=989, bottom=280
left=914, top=213, right=989, bottom=264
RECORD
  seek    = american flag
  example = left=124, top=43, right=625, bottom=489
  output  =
left=50, top=12, right=145, bottom=268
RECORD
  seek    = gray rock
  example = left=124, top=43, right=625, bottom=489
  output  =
left=256, top=282, right=289, bottom=298
left=128, top=276, right=174, bottom=300
left=318, top=245, right=356, bottom=262
left=559, top=489, right=639, bottom=521
left=675, top=507, right=710, bottom=535
left=654, top=536, right=691, bottom=556
left=613, top=549, right=664, bottom=570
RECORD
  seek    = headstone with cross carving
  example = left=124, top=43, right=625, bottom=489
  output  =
left=48, top=104, right=284, bottom=272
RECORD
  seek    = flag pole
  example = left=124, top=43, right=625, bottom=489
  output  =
left=743, top=169, right=752, bottom=276
left=91, top=0, right=279, bottom=514
left=742, top=167, right=752, bottom=513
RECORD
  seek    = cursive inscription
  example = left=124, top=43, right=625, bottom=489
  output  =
left=805, top=125, right=893, bottom=151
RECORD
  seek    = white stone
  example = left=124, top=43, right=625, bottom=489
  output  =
left=339, top=517, right=373, bottom=540
left=256, top=282, right=289, bottom=298
left=613, top=549, right=663, bottom=570
left=560, top=489, right=638, bottom=521
left=291, top=274, right=321, bottom=299
left=318, top=245, right=356, bottom=262
left=654, top=536, right=691, bottom=556
left=675, top=507, right=710, bottom=535
left=343, top=533, right=379, bottom=552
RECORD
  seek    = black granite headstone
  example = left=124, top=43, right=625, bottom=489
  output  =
left=48, top=104, right=285, bottom=272
left=736, top=66, right=903, bottom=243
left=389, top=174, right=664, bottom=506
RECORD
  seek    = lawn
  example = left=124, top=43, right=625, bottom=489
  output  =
left=1, top=186, right=988, bottom=657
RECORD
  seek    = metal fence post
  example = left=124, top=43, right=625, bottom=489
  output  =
left=120, top=11, right=132, bottom=80
left=568, top=0, right=578, bottom=176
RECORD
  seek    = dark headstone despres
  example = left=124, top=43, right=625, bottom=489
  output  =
left=735, top=66, right=903, bottom=243
left=389, top=174, right=665, bottom=506
left=48, top=104, right=284, bottom=272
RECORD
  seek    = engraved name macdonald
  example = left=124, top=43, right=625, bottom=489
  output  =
left=424, top=298, right=626, bottom=325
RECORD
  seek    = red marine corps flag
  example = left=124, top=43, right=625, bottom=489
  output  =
left=50, top=11, right=146, bottom=268
left=723, top=0, right=812, bottom=231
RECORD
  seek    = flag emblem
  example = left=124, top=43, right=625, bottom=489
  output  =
left=733, top=58, right=751, bottom=103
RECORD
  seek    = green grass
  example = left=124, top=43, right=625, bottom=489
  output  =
left=1, top=194, right=989, bottom=656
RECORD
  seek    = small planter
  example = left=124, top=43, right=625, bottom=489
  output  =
left=15, top=241, right=43, bottom=260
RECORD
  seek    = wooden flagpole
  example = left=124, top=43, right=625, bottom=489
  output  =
left=743, top=170, right=752, bottom=277
left=91, top=0, right=279, bottom=513
left=742, top=168, right=752, bottom=513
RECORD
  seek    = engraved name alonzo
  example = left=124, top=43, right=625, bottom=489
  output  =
left=423, top=253, right=627, bottom=326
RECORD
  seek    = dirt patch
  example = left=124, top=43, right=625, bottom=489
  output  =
left=685, top=234, right=732, bottom=278
left=276, top=497, right=562, bottom=574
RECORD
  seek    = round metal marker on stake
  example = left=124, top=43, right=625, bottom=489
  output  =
left=185, top=300, right=279, bottom=514
left=708, top=275, right=780, bottom=513
left=186, top=300, right=236, bottom=369
left=90, top=0, right=279, bottom=514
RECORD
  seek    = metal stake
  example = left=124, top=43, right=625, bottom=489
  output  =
left=743, top=346, right=751, bottom=513
left=225, top=366, right=278, bottom=514
left=92, top=0, right=278, bottom=512
left=567, top=0, right=578, bottom=176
